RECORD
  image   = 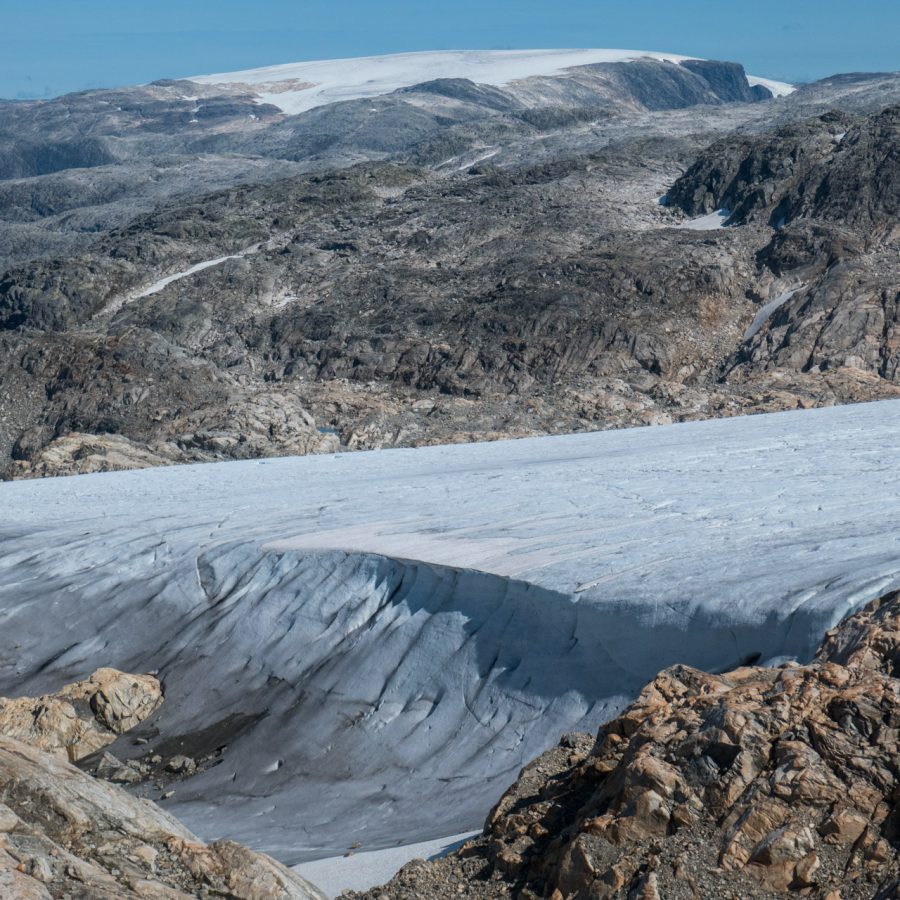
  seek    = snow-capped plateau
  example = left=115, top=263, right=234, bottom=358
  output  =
left=187, top=48, right=795, bottom=115
left=0, top=401, right=896, bottom=867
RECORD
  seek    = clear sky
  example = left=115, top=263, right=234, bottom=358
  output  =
left=3, top=0, right=899, bottom=100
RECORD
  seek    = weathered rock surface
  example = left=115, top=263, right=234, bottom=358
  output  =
left=351, top=591, right=900, bottom=898
left=0, top=669, right=325, bottom=898
left=0, top=736, right=325, bottom=899
left=0, top=668, right=162, bottom=762
left=670, top=106, right=900, bottom=241
left=667, top=105, right=900, bottom=398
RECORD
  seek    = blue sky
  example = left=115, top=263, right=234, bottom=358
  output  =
left=3, top=0, right=898, bottom=100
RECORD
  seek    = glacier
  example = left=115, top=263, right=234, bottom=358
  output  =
left=188, top=49, right=795, bottom=116
left=0, top=400, right=898, bottom=866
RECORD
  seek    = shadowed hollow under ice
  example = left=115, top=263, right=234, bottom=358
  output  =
left=0, top=401, right=898, bottom=866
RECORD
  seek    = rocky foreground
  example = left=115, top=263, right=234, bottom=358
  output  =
left=349, top=591, right=900, bottom=899
left=0, top=669, right=323, bottom=899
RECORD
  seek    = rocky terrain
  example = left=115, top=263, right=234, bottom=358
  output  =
left=350, top=591, right=900, bottom=899
left=2, top=55, right=900, bottom=478
left=0, top=669, right=325, bottom=898
left=0, top=667, right=162, bottom=762
left=4, top=49, right=900, bottom=898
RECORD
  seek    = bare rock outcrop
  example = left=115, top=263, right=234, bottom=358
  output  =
left=5, top=97, right=900, bottom=479
left=0, top=669, right=325, bottom=898
left=0, top=736, right=325, bottom=899
left=669, top=105, right=900, bottom=244
left=351, top=591, right=900, bottom=899
left=0, top=668, right=163, bottom=762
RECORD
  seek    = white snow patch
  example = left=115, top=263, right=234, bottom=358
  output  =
left=293, top=832, right=477, bottom=898
left=137, top=244, right=263, bottom=298
left=187, top=50, right=794, bottom=116
left=458, top=148, right=500, bottom=170
left=744, top=284, right=805, bottom=340
left=746, top=74, right=796, bottom=98
left=676, top=208, right=731, bottom=230
left=139, top=256, right=238, bottom=297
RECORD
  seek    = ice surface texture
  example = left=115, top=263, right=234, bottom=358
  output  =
left=0, top=401, right=897, bottom=862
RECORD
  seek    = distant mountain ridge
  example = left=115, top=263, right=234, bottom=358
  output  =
left=186, top=48, right=794, bottom=115
left=0, top=51, right=783, bottom=184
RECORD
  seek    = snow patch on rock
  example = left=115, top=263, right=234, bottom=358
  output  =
left=746, top=73, right=797, bottom=98
left=744, top=284, right=806, bottom=340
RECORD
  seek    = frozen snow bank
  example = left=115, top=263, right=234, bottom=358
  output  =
left=187, top=49, right=793, bottom=115
left=676, top=208, right=731, bottom=230
left=1, top=400, right=898, bottom=864
left=139, top=253, right=244, bottom=297
left=744, top=284, right=805, bottom=340
left=746, top=73, right=796, bottom=98
left=293, top=832, right=477, bottom=898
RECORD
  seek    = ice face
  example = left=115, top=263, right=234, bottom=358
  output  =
left=1, top=399, right=897, bottom=862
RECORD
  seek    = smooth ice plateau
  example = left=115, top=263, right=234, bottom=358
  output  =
left=0, top=400, right=897, bottom=867
left=188, top=48, right=795, bottom=115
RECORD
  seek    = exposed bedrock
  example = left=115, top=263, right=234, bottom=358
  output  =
left=0, top=667, right=162, bottom=762
left=0, top=736, right=325, bottom=899
left=668, top=105, right=900, bottom=242
left=1, top=542, right=897, bottom=864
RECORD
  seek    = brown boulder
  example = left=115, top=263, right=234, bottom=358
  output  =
left=0, top=667, right=163, bottom=761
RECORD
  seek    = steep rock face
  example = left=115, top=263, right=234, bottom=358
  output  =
left=666, top=111, right=855, bottom=226
left=545, top=59, right=764, bottom=112
left=0, top=668, right=162, bottom=762
left=355, top=592, right=900, bottom=899
left=728, top=257, right=900, bottom=381
left=666, top=105, right=900, bottom=391
left=669, top=105, right=900, bottom=242
left=788, top=105, right=900, bottom=240
left=679, top=60, right=770, bottom=104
